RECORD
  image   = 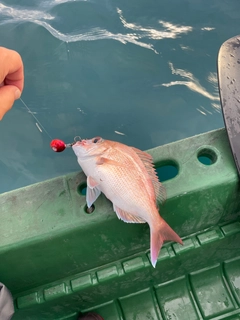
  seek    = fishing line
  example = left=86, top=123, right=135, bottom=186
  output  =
left=20, top=98, right=82, bottom=152
left=20, top=98, right=53, bottom=140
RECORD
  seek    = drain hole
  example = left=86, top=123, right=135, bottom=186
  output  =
left=155, top=161, right=179, bottom=182
left=197, top=148, right=217, bottom=165
left=84, top=204, right=95, bottom=214
left=77, top=183, right=87, bottom=195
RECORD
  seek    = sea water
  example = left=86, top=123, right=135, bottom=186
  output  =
left=0, top=0, right=239, bottom=193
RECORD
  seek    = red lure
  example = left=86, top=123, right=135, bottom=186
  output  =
left=50, top=139, right=66, bottom=152
left=50, top=137, right=81, bottom=152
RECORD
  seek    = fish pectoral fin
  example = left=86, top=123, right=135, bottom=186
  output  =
left=113, top=205, right=146, bottom=224
left=96, top=157, right=125, bottom=167
left=87, top=176, right=99, bottom=189
left=86, top=186, right=101, bottom=208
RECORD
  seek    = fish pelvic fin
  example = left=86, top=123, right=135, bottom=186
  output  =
left=87, top=176, right=99, bottom=189
left=86, top=186, right=101, bottom=208
left=113, top=205, right=146, bottom=224
left=150, top=216, right=183, bottom=268
left=86, top=176, right=101, bottom=208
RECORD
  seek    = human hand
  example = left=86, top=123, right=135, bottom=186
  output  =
left=0, top=47, right=24, bottom=120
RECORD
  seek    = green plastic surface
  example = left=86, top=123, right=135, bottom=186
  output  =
left=1, top=128, right=240, bottom=319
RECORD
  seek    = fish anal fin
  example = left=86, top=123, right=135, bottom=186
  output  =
left=155, top=183, right=167, bottom=205
left=131, top=147, right=167, bottom=204
left=113, top=205, right=146, bottom=224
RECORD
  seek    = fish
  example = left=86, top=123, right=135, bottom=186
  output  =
left=72, top=136, right=183, bottom=267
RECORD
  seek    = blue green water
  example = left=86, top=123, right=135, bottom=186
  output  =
left=0, top=0, right=239, bottom=193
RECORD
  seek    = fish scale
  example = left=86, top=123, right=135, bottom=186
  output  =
left=98, top=160, right=152, bottom=219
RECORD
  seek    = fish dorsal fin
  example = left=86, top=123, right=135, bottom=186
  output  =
left=131, top=147, right=167, bottom=204
left=113, top=205, right=146, bottom=224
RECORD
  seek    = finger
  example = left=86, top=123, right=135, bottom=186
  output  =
left=4, top=67, right=24, bottom=92
left=0, top=85, right=21, bottom=120
left=0, top=47, right=24, bottom=92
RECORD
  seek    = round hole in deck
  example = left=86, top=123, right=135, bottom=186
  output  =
left=77, top=183, right=87, bottom=195
left=155, top=160, right=179, bottom=182
left=84, top=204, right=95, bottom=214
left=197, top=148, right=217, bottom=165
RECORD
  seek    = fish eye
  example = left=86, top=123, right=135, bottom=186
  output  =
left=93, top=137, right=101, bottom=143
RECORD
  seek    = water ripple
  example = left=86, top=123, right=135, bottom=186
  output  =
left=118, top=8, right=193, bottom=40
left=0, top=3, right=193, bottom=54
left=160, top=62, right=220, bottom=101
left=0, top=3, right=54, bottom=21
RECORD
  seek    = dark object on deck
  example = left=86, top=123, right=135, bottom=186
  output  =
left=78, top=312, right=104, bottom=319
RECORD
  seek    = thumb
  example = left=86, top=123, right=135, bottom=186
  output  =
left=0, top=85, right=21, bottom=120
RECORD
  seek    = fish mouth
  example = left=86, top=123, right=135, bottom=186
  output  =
left=71, top=136, right=84, bottom=147
left=73, top=141, right=83, bottom=146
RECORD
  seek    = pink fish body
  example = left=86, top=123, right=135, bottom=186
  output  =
left=72, top=137, right=183, bottom=267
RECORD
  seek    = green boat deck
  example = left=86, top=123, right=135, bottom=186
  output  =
left=1, top=128, right=240, bottom=319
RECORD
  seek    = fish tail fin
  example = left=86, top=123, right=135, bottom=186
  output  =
left=150, top=216, right=183, bottom=268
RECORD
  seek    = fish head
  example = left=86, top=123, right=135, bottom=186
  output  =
left=72, top=136, right=106, bottom=159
